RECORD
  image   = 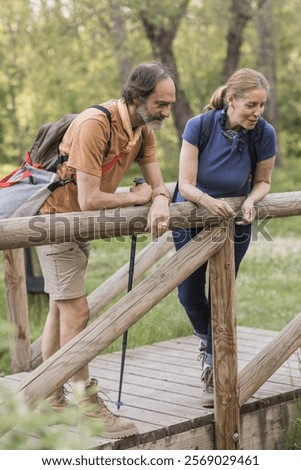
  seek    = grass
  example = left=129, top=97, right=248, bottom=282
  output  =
left=237, top=231, right=301, bottom=330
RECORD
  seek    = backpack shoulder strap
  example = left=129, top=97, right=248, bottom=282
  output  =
left=135, top=129, right=145, bottom=162
left=90, top=105, right=112, bottom=158
left=248, top=116, right=265, bottom=184
left=91, top=104, right=111, bottom=122
left=172, top=110, right=216, bottom=202
left=198, top=109, right=216, bottom=154
left=29, top=105, right=113, bottom=171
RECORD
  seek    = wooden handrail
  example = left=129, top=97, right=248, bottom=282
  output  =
left=238, top=312, right=301, bottom=406
left=1, top=191, right=301, bottom=251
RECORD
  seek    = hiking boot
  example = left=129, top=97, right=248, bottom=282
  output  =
left=45, top=385, right=70, bottom=411
left=78, top=379, right=138, bottom=439
left=197, top=341, right=206, bottom=369
left=201, top=365, right=214, bottom=408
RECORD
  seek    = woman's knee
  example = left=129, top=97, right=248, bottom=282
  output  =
left=178, top=292, right=208, bottom=314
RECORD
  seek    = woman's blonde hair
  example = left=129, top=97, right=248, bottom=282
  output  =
left=204, top=68, right=270, bottom=112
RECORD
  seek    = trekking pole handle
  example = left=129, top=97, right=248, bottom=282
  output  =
left=133, top=177, right=145, bottom=186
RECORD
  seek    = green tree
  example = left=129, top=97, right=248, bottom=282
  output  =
left=0, top=1, right=34, bottom=161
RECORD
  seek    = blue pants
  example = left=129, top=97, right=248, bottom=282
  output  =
left=173, top=223, right=252, bottom=364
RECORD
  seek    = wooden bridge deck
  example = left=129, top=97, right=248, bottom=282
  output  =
left=1, top=326, right=301, bottom=450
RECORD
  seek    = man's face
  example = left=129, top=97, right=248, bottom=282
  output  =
left=136, top=77, right=176, bottom=130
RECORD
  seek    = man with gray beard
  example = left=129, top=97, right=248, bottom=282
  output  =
left=36, top=61, right=176, bottom=438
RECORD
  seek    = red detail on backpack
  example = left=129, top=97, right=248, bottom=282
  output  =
left=102, top=152, right=124, bottom=175
left=25, top=150, right=44, bottom=169
left=0, top=165, right=32, bottom=188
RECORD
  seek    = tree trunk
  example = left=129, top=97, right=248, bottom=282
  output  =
left=139, top=1, right=192, bottom=146
left=257, top=0, right=282, bottom=166
left=223, top=0, right=259, bottom=81
left=108, top=0, right=133, bottom=83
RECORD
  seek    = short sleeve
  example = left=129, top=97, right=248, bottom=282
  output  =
left=182, top=115, right=203, bottom=148
left=257, top=120, right=277, bottom=162
left=137, top=126, right=157, bottom=165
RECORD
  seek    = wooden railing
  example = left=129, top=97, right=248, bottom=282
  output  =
left=1, top=186, right=301, bottom=449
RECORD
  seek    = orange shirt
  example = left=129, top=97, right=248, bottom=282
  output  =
left=40, top=99, right=157, bottom=214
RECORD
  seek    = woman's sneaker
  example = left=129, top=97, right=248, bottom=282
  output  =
left=197, top=341, right=206, bottom=369
left=201, top=365, right=214, bottom=408
left=78, top=379, right=138, bottom=439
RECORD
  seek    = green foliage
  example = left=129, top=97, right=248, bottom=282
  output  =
left=1, top=0, right=301, bottom=165
left=283, top=398, right=301, bottom=450
left=0, top=384, right=102, bottom=449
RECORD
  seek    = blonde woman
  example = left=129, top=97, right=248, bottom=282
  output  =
left=173, top=69, right=277, bottom=407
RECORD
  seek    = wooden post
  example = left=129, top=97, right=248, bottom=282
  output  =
left=238, top=311, right=301, bottom=406
left=30, top=231, right=174, bottom=368
left=210, top=221, right=240, bottom=450
left=3, top=225, right=226, bottom=413
left=3, top=249, right=31, bottom=372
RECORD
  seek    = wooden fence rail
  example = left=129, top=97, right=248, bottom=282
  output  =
left=1, top=191, right=301, bottom=250
left=1, top=188, right=301, bottom=449
left=0, top=224, right=227, bottom=440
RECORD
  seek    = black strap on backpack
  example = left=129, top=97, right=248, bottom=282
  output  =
left=248, top=116, right=265, bottom=187
left=91, top=104, right=112, bottom=155
left=92, top=105, right=145, bottom=162
left=50, top=104, right=112, bottom=171
left=29, top=103, right=145, bottom=173
left=171, top=110, right=216, bottom=202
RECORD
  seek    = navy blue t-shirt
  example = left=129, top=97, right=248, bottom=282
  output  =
left=176, top=109, right=277, bottom=201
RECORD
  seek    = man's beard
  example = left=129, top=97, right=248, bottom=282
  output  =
left=136, top=102, right=165, bottom=130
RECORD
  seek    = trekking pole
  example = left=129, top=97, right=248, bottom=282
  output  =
left=116, top=177, right=145, bottom=409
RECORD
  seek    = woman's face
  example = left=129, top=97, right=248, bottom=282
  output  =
left=228, top=89, right=268, bottom=130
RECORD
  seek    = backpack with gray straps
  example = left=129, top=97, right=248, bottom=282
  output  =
left=0, top=105, right=144, bottom=219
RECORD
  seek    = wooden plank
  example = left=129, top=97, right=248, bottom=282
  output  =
left=1, top=326, right=300, bottom=450
left=112, top=348, right=201, bottom=370
left=91, top=356, right=201, bottom=384
left=90, top=365, right=202, bottom=398
left=133, top=424, right=215, bottom=450
left=240, top=399, right=299, bottom=450
left=93, top=379, right=206, bottom=421
left=87, top=374, right=203, bottom=408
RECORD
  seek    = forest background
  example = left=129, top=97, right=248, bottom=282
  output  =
left=1, top=0, right=301, bottom=175
left=1, top=0, right=301, bottom=372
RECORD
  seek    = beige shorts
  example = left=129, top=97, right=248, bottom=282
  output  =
left=35, top=241, right=90, bottom=301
